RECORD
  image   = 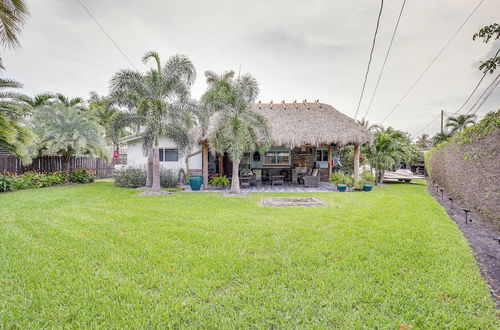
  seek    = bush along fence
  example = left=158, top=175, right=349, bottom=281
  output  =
left=425, top=110, right=500, bottom=223
left=0, top=153, right=123, bottom=179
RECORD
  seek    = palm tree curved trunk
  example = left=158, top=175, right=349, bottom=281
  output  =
left=146, top=150, right=153, bottom=187
left=230, top=160, right=240, bottom=194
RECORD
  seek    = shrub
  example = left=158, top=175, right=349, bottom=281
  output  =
left=0, top=174, right=14, bottom=192
left=69, top=168, right=96, bottom=184
left=360, top=171, right=375, bottom=185
left=160, top=168, right=180, bottom=188
left=114, top=167, right=146, bottom=188
left=329, top=172, right=354, bottom=187
left=209, top=175, right=230, bottom=188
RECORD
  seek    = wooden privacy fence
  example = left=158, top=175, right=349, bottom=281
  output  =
left=0, top=155, right=123, bottom=178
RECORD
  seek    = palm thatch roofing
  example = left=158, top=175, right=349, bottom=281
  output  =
left=203, top=102, right=372, bottom=148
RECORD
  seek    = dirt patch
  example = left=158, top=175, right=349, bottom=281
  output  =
left=428, top=181, right=500, bottom=306
left=261, top=197, right=328, bottom=207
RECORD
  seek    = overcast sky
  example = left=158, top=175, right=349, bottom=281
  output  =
left=2, top=0, right=499, bottom=137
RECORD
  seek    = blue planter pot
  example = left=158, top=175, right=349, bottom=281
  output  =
left=363, top=184, right=373, bottom=192
left=189, top=176, right=202, bottom=191
left=337, top=184, right=347, bottom=192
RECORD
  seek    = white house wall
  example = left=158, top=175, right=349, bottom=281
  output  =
left=126, top=136, right=202, bottom=172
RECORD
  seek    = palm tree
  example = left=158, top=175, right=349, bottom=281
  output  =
left=365, top=126, right=409, bottom=183
left=110, top=51, right=196, bottom=192
left=32, top=103, right=108, bottom=174
left=202, top=70, right=271, bottom=194
left=446, top=114, right=476, bottom=134
left=88, top=91, right=124, bottom=144
left=416, top=133, right=432, bottom=149
left=0, top=77, right=33, bottom=160
left=432, top=132, right=452, bottom=146
left=357, top=117, right=383, bottom=133
left=0, top=0, right=29, bottom=69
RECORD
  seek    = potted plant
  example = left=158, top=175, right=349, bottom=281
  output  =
left=360, top=171, right=375, bottom=192
left=209, top=175, right=230, bottom=189
left=329, top=172, right=353, bottom=192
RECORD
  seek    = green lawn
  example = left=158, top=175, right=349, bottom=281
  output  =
left=0, top=182, right=497, bottom=328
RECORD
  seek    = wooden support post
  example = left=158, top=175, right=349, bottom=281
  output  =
left=327, top=145, right=333, bottom=179
left=202, top=142, right=209, bottom=190
left=353, top=143, right=360, bottom=183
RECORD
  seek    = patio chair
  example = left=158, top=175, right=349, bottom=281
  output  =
left=298, top=167, right=313, bottom=185
left=303, top=169, right=320, bottom=187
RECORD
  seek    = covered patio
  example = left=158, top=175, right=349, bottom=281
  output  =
left=189, top=101, right=372, bottom=190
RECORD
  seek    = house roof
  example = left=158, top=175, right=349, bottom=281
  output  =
left=120, top=102, right=373, bottom=148
left=203, top=102, right=373, bottom=148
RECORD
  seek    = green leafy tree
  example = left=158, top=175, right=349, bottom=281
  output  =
left=473, top=23, right=499, bottom=73
left=446, top=114, right=476, bottom=134
left=0, top=77, right=33, bottom=160
left=365, top=127, right=409, bottom=183
left=202, top=70, right=271, bottom=194
left=32, top=103, right=108, bottom=174
left=110, top=51, right=196, bottom=192
left=87, top=91, right=123, bottom=144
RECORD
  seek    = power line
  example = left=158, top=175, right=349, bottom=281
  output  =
left=469, top=73, right=500, bottom=115
left=76, top=0, right=138, bottom=70
left=380, top=0, right=486, bottom=123
left=414, top=73, right=500, bottom=135
left=363, top=0, right=407, bottom=120
left=450, top=47, right=500, bottom=116
left=354, top=0, right=384, bottom=119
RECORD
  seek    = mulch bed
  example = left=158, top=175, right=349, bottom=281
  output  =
left=428, top=181, right=500, bottom=307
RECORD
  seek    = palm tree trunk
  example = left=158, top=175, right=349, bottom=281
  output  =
left=146, top=149, right=153, bottom=187
left=230, top=160, right=240, bottom=194
left=151, top=147, right=161, bottom=192
left=62, top=154, right=71, bottom=175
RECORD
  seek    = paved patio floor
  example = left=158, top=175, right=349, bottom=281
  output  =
left=180, top=181, right=338, bottom=193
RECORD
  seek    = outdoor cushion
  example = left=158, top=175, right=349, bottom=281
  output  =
left=312, top=169, right=319, bottom=176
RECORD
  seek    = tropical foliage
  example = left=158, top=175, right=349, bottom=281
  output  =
left=0, top=169, right=95, bottom=192
left=0, top=0, right=29, bottom=69
left=110, top=51, right=196, bottom=192
left=201, top=70, right=271, bottom=194
left=364, top=127, right=410, bottom=183
left=445, top=114, right=476, bottom=134
left=32, top=103, right=108, bottom=173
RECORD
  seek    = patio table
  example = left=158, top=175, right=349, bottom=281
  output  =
left=271, top=175, right=284, bottom=187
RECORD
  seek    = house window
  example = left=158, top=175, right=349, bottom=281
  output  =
left=159, top=148, right=178, bottom=162
left=264, top=151, right=290, bottom=166
left=316, top=149, right=328, bottom=162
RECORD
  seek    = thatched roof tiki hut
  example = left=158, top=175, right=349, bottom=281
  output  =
left=198, top=101, right=373, bottom=189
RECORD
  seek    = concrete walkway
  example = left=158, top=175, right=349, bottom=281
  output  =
left=180, top=181, right=337, bottom=193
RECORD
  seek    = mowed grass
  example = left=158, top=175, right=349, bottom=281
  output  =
left=0, top=181, right=497, bottom=328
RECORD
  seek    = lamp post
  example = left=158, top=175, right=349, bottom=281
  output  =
left=448, top=197, right=453, bottom=208
left=463, top=209, right=472, bottom=226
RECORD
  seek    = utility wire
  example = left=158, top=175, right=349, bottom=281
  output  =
left=414, top=73, right=499, bottom=135
left=450, top=47, right=500, bottom=116
left=76, top=0, right=138, bottom=70
left=363, top=0, right=407, bottom=120
left=354, top=0, right=384, bottom=119
left=381, top=0, right=486, bottom=123
left=468, top=73, right=500, bottom=115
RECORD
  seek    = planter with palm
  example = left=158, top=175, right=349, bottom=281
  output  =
left=110, top=51, right=196, bottom=193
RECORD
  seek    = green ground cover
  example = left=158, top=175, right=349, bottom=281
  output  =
left=0, top=181, right=497, bottom=327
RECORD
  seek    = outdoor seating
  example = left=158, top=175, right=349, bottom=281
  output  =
left=303, top=169, right=320, bottom=187
left=271, top=175, right=284, bottom=187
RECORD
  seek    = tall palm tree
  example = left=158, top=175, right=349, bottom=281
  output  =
left=88, top=91, right=123, bottom=144
left=110, top=51, right=196, bottom=192
left=0, top=77, right=33, bottom=161
left=357, top=117, right=383, bottom=133
left=0, top=0, right=29, bottom=69
left=365, top=126, right=409, bottom=183
left=202, top=70, right=271, bottom=194
left=416, top=133, right=432, bottom=149
left=446, top=114, right=476, bottom=134
left=32, top=103, right=108, bottom=174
